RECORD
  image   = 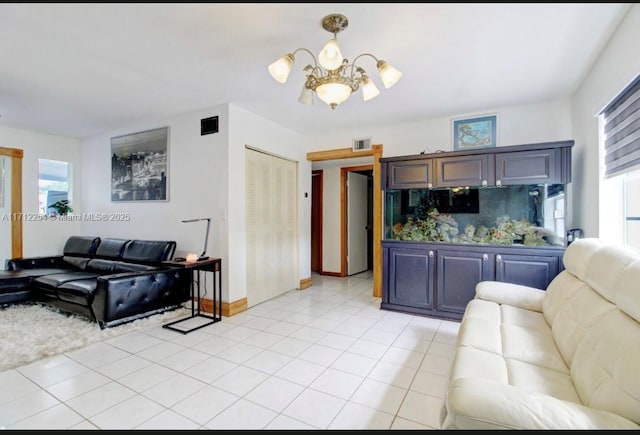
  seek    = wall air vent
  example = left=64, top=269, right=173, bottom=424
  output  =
left=352, top=137, right=372, bottom=151
left=201, top=116, right=219, bottom=135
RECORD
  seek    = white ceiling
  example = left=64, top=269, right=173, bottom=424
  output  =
left=0, top=3, right=632, bottom=139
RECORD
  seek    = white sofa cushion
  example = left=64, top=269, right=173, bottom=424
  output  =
left=550, top=284, right=616, bottom=366
left=583, top=244, right=640, bottom=303
left=475, top=280, right=544, bottom=311
left=445, top=378, right=640, bottom=429
left=617, top=260, right=640, bottom=322
left=542, top=271, right=589, bottom=325
left=572, top=309, right=640, bottom=425
left=561, top=237, right=604, bottom=278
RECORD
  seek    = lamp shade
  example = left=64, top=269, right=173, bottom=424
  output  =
left=318, top=38, right=343, bottom=70
left=361, top=76, right=380, bottom=101
left=316, top=82, right=352, bottom=109
left=268, top=54, right=295, bottom=83
left=377, top=60, right=402, bottom=89
left=298, top=84, right=314, bottom=105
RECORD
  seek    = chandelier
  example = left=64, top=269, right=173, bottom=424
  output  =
left=268, top=13, right=402, bottom=110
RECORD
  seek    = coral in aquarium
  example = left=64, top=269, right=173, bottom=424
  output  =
left=391, top=210, right=550, bottom=246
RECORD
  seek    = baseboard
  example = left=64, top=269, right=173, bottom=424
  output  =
left=321, top=271, right=343, bottom=277
left=299, top=277, right=312, bottom=289
left=195, top=297, right=248, bottom=317
left=223, top=298, right=248, bottom=316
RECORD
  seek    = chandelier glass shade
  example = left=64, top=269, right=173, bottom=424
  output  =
left=268, top=13, right=402, bottom=110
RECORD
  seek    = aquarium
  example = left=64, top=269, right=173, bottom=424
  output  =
left=384, top=184, right=566, bottom=247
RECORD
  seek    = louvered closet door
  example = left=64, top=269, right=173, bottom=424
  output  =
left=246, top=148, right=298, bottom=307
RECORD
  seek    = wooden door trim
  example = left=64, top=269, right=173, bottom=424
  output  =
left=307, top=145, right=383, bottom=297
left=0, top=147, right=23, bottom=259
left=341, top=165, right=373, bottom=277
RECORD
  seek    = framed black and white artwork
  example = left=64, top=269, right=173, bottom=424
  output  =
left=111, top=126, right=169, bottom=202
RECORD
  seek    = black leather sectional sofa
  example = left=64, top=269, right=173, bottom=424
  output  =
left=0, top=235, right=190, bottom=328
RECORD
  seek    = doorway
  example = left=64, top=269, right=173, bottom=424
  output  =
left=344, top=167, right=373, bottom=276
left=311, top=170, right=323, bottom=273
left=307, top=145, right=383, bottom=297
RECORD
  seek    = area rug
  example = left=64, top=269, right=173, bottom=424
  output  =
left=0, top=302, right=190, bottom=372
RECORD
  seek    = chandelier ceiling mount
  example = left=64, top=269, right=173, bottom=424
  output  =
left=268, top=13, right=402, bottom=110
left=321, top=13, right=349, bottom=34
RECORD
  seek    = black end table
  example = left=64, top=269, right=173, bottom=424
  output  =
left=162, top=258, right=222, bottom=334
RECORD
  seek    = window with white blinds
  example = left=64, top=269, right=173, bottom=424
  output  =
left=602, top=74, right=640, bottom=178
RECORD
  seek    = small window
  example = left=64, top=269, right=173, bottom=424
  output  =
left=38, top=159, right=71, bottom=215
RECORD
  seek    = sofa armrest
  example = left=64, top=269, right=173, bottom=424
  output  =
left=443, top=377, right=639, bottom=430
left=6, top=256, right=66, bottom=271
left=475, top=281, right=545, bottom=312
left=92, top=268, right=190, bottom=326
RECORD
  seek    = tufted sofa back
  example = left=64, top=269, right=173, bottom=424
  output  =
left=121, top=239, right=176, bottom=264
left=62, top=235, right=101, bottom=270
left=60, top=236, right=176, bottom=271
left=542, top=238, right=640, bottom=424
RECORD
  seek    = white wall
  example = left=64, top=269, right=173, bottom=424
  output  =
left=305, top=99, right=572, bottom=158
left=0, top=125, right=82, bottom=257
left=79, top=105, right=230, bottom=301
left=571, top=4, right=640, bottom=238
left=227, top=104, right=307, bottom=303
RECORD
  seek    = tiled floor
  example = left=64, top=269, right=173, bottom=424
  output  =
left=0, top=271, right=459, bottom=430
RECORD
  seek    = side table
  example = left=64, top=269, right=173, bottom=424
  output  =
left=162, top=258, right=222, bottom=334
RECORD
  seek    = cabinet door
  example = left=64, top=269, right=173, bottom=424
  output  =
left=495, top=149, right=560, bottom=185
left=495, top=253, right=560, bottom=290
left=385, top=246, right=435, bottom=309
left=435, top=154, right=494, bottom=187
left=436, top=249, right=494, bottom=314
left=387, top=159, right=434, bottom=189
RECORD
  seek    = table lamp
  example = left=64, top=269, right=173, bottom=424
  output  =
left=181, top=218, right=211, bottom=261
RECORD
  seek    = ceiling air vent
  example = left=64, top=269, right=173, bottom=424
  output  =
left=352, top=137, right=372, bottom=151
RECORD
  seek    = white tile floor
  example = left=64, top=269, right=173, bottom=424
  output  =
left=0, top=272, right=459, bottom=430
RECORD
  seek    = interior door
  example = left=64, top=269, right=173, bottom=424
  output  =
left=347, top=171, right=368, bottom=275
left=246, top=148, right=298, bottom=307
left=0, top=157, right=10, bottom=267
left=246, top=149, right=274, bottom=307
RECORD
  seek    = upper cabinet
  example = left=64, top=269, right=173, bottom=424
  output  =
left=495, top=147, right=571, bottom=185
left=385, top=158, right=434, bottom=189
left=435, top=154, right=494, bottom=187
left=382, top=140, right=573, bottom=189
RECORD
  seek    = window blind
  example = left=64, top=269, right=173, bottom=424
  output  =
left=602, top=74, right=640, bottom=178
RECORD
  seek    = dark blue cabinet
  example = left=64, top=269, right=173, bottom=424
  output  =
left=435, top=249, right=494, bottom=315
left=385, top=246, right=435, bottom=310
left=382, top=241, right=564, bottom=320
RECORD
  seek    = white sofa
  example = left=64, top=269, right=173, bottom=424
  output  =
left=441, top=238, right=640, bottom=429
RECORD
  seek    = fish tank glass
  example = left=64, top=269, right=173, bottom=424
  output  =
left=384, top=184, right=566, bottom=247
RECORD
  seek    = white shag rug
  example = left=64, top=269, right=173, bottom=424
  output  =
left=0, top=303, right=190, bottom=372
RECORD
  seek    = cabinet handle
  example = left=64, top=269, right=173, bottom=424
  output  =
left=482, top=253, right=488, bottom=261
left=496, top=179, right=502, bottom=187
left=496, top=254, right=502, bottom=262
left=428, top=250, right=434, bottom=257
left=482, top=180, right=487, bottom=187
